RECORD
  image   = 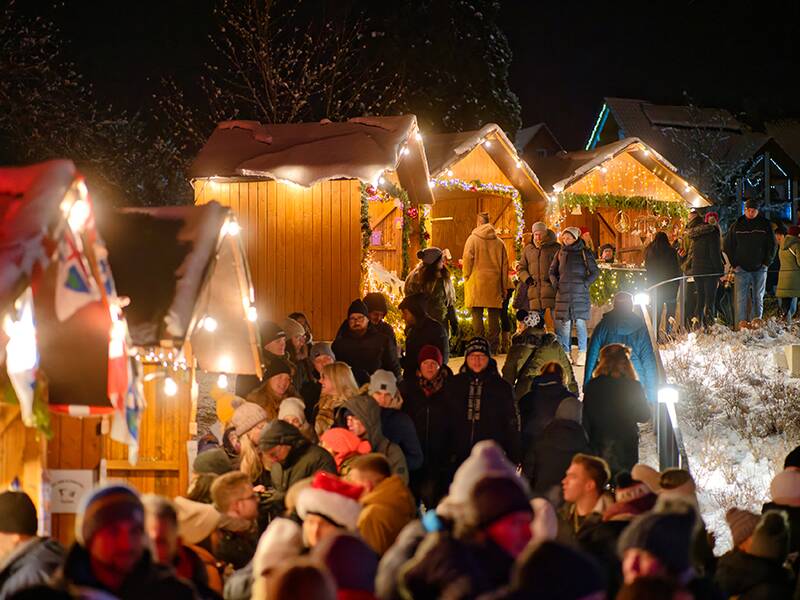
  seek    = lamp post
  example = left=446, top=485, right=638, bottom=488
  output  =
left=657, top=385, right=680, bottom=471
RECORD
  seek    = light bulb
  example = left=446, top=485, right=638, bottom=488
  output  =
left=401, top=147, right=410, bottom=156
left=246, top=305, right=258, bottom=322
left=600, top=166, right=608, bottom=173
left=223, top=220, right=241, bottom=236
left=67, top=198, right=91, bottom=232
left=428, top=180, right=435, bottom=188
left=378, top=176, right=386, bottom=185
left=203, top=316, right=218, bottom=332
left=446, top=169, right=453, bottom=177
left=217, top=373, right=228, bottom=389
left=164, top=377, right=178, bottom=397
left=415, top=132, right=422, bottom=141
left=483, top=140, right=492, bottom=148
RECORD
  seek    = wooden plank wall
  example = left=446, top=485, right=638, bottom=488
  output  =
left=196, top=179, right=362, bottom=341
left=450, top=145, right=513, bottom=186
left=0, top=406, right=44, bottom=509
left=368, top=199, right=402, bottom=276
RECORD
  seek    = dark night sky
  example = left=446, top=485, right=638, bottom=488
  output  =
left=32, top=0, right=800, bottom=150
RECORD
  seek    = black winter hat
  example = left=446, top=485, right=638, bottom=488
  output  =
left=464, top=336, right=491, bottom=358
left=263, top=356, right=292, bottom=380
left=258, top=419, right=303, bottom=451
left=260, top=321, right=286, bottom=345
left=784, top=445, right=800, bottom=469
left=0, top=491, right=38, bottom=535
left=398, top=293, right=427, bottom=319
left=512, top=541, right=606, bottom=599
left=347, top=299, right=369, bottom=317
left=363, top=293, right=388, bottom=314
left=745, top=198, right=760, bottom=210
left=193, top=448, right=233, bottom=476
left=617, top=510, right=695, bottom=574
left=470, top=476, right=532, bottom=528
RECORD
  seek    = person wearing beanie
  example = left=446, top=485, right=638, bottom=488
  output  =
left=446, top=336, right=520, bottom=476
left=398, top=292, right=450, bottom=380
left=193, top=447, right=233, bottom=477
left=774, top=222, right=800, bottom=325
left=0, top=491, right=64, bottom=599
left=333, top=298, right=400, bottom=385
left=283, top=316, right=313, bottom=392
left=679, top=206, right=723, bottom=330
left=763, top=468, right=800, bottom=555
left=631, top=464, right=661, bottom=494
left=312, top=532, right=379, bottom=599
left=346, top=454, right=416, bottom=556
left=250, top=518, right=304, bottom=600
left=550, top=224, right=599, bottom=366
left=397, top=344, right=454, bottom=508
left=525, top=391, right=590, bottom=498
left=716, top=510, right=794, bottom=599
left=518, top=222, right=560, bottom=327
left=296, top=472, right=364, bottom=547
left=319, top=427, right=372, bottom=475
left=299, top=342, right=336, bottom=423
left=644, top=230, right=682, bottom=336
left=246, top=356, right=297, bottom=421
left=37, top=484, right=195, bottom=600
left=462, top=211, right=512, bottom=354
left=502, top=308, right=577, bottom=400
left=278, top=396, right=315, bottom=442
left=229, top=398, right=269, bottom=484
left=724, top=197, right=777, bottom=323
left=367, top=369, right=424, bottom=473
left=362, top=292, right=400, bottom=360
left=257, top=420, right=336, bottom=519
left=236, top=320, right=289, bottom=397
left=404, top=246, right=458, bottom=333
left=343, top=394, right=409, bottom=484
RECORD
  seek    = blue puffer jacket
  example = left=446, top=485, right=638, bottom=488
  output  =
left=583, top=308, right=658, bottom=403
left=549, top=239, right=599, bottom=321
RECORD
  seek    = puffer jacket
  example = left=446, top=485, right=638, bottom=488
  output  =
left=502, top=327, right=578, bottom=399
left=683, top=217, right=724, bottom=276
left=463, top=223, right=511, bottom=308
left=344, top=395, right=409, bottom=483
left=549, top=239, right=599, bottom=321
left=404, top=264, right=456, bottom=324
left=724, top=213, right=777, bottom=272
left=0, top=537, right=64, bottom=600
left=777, top=235, right=800, bottom=298
left=517, top=230, right=560, bottom=310
left=715, top=549, right=794, bottom=599
left=332, top=322, right=401, bottom=384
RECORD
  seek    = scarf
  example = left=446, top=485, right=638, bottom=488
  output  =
left=419, top=368, right=447, bottom=397
left=467, top=373, right=484, bottom=446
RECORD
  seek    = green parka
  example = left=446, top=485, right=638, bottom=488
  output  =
left=777, top=235, right=800, bottom=298
left=501, top=327, right=579, bottom=400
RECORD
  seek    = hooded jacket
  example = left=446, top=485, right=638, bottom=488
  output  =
left=502, top=327, right=578, bottom=399
left=0, top=537, right=64, bottom=600
left=724, top=213, right=777, bottom=272
left=526, top=411, right=590, bottom=497
left=682, top=217, right=724, bottom=276
left=463, top=223, right=511, bottom=308
left=583, top=307, right=658, bottom=404
left=517, top=230, right=560, bottom=311
left=518, top=373, right=578, bottom=441
left=549, top=238, right=599, bottom=321
left=333, top=322, right=401, bottom=384
left=404, top=264, right=456, bottom=324
left=344, top=395, right=409, bottom=483
left=644, top=238, right=682, bottom=300
left=358, top=475, right=417, bottom=555
left=777, top=235, right=800, bottom=298
left=715, top=549, right=794, bottom=599
left=401, top=315, right=450, bottom=380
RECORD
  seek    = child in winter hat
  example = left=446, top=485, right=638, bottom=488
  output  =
left=296, top=471, right=364, bottom=532
left=278, top=397, right=315, bottom=442
left=251, top=518, right=304, bottom=600
left=446, top=440, right=529, bottom=505
left=617, top=508, right=696, bottom=577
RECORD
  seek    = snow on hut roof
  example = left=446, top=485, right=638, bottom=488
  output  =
left=0, top=160, right=76, bottom=314
left=189, top=114, right=434, bottom=204
left=424, top=123, right=547, bottom=203
left=537, top=138, right=711, bottom=207
left=99, top=202, right=262, bottom=376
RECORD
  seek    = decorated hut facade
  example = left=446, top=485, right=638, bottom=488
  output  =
left=190, top=115, right=433, bottom=340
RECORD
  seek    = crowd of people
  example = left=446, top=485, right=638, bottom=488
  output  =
left=2, top=209, right=800, bottom=600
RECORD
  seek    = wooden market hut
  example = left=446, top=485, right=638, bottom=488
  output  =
left=423, top=123, right=549, bottom=263
left=535, top=137, right=712, bottom=264
left=190, top=115, right=434, bottom=340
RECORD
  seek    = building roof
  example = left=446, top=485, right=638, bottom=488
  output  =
left=766, top=119, right=800, bottom=169
left=189, top=114, right=434, bottom=204
left=424, top=123, right=547, bottom=203
left=514, top=123, right=563, bottom=153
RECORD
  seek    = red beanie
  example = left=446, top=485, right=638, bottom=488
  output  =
left=704, top=211, right=719, bottom=224
left=789, top=226, right=800, bottom=237
left=418, top=344, right=443, bottom=367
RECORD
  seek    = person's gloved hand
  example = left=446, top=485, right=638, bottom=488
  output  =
left=447, top=306, right=459, bottom=335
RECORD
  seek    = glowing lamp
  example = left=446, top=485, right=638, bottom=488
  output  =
left=217, top=374, right=229, bottom=389
left=223, top=220, right=241, bottom=237
left=658, top=386, right=679, bottom=405
left=203, top=316, right=218, bottom=332
left=633, top=292, right=650, bottom=306
left=246, top=305, right=258, bottom=322
left=164, top=377, right=178, bottom=397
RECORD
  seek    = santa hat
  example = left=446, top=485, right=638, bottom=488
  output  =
left=296, top=471, right=364, bottom=530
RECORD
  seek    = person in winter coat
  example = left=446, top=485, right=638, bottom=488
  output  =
left=282, top=316, right=312, bottom=392
left=724, top=198, right=778, bottom=323
left=645, top=230, right=683, bottom=334
left=716, top=508, right=794, bottom=600
left=319, top=427, right=372, bottom=476
left=343, top=394, right=409, bottom=483
left=277, top=396, right=316, bottom=443
left=246, top=357, right=297, bottom=421
left=398, top=344, right=453, bottom=509
left=582, top=344, right=651, bottom=476
left=0, top=491, right=64, bottom=599
left=332, top=299, right=400, bottom=384
left=775, top=224, right=800, bottom=325
left=299, top=342, right=336, bottom=422
left=405, top=246, right=458, bottom=332
left=398, top=292, right=449, bottom=379
left=502, top=309, right=577, bottom=400
left=210, top=472, right=260, bottom=570
left=549, top=226, right=599, bottom=366
left=445, top=337, right=521, bottom=473
left=681, top=212, right=724, bottom=328
left=364, top=292, right=399, bottom=359
left=584, top=292, right=658, bottom=404
left=525, top=396, right=590, bottom=499
left=556, top=453, right=614, bottom=545
left=230, top=400, right=269, bottom=486
left=517, top=222, right=560, bottom=318
left=258, top=420, right=337, bottom=517
left=235, top=321, right=291, bottom=397
left=462, top=212, right=512, bottom=353
left=347, top=454, right=417, bottom=555
left=366, top=369, right=423, bottom=472
left=314, top=361, right=360, bottom=438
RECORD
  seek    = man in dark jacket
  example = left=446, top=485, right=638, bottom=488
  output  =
left=344, top=394, right=409, bottom=483
left=445, top=337, right=520, bottom=473
left=0, top=491, right=64, bottom=599
left=723, top=198, right=777, bottom=323
left=364, top=292, right=399, bottom=358
left=333, top=299, right=401, bottom=384
left=398, top=292, right=449, bottom=379
left=584, top=292, right=658, bottom=404
left=22, top=484, right=195, bottom=600
left=517, top=222, right=560, bottom=319
left=682, top=211, right=724, bottom=328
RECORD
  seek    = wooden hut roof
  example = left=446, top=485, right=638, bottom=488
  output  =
left=535, top=137, right=712, bottom=207
left=189, top=114, right=434, bottom=205
left=99, top=202, right=262, bottom=376
left=424, top=123, right=548, bottom=203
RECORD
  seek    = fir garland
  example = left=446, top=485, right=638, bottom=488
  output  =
left=419, top=204, right=431, bottom=250
left=359, top=183, right=373, bottom=292
left=558, top=192, right=689, bottom=219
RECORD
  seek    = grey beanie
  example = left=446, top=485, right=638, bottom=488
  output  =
left=531, top=221, right=547, bottom=233
left=310, top=342, right=335, bottom=361
left=417, top=246, right=443, bottom=265
left=230, top=399, right=268, bottom=437
left=368, top=369, right=397, bottom=396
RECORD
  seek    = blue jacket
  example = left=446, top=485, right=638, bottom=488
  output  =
left=584, top=308, right=658, bottom=403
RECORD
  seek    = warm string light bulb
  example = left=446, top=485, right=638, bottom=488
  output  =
left=217, top=373, right=228, bottom=388
left=164, top=377, right=178, bottom=396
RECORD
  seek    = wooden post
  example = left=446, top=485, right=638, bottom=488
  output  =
left=785, top=345, right=800, bottom=377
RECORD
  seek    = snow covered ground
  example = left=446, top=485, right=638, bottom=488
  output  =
left=659, top=321, right=800, bottom=554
